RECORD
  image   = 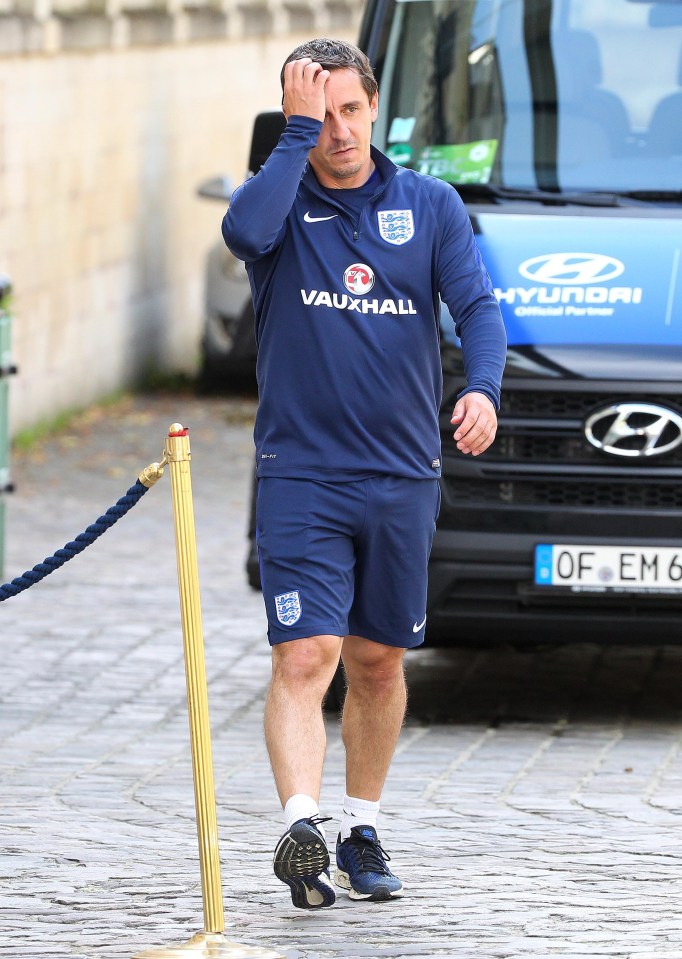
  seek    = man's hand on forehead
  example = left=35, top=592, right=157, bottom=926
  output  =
left=283, top=57, right=330, bottom=123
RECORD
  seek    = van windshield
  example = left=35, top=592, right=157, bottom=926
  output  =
left=373, top=0, right=682, bottom=194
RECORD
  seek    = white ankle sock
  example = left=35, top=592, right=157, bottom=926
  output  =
left=284, top=794, right=320, bottom=831
left=340, top=794, right=380, bottom=841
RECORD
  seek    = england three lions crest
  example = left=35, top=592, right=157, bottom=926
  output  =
left=378, top=209, right=414, bottom=246
left=275, top=590, right=302, bottom=626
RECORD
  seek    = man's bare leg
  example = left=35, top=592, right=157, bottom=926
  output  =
left=341, top=635, right=407, bottom=799
left=265, top=634, right=342, bottom=910
left=335, top=635, right=407, bottom=901
left=264, top=633, right=343, bottom=804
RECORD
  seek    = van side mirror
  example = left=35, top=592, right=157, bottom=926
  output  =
left=248, top=111, right=287, bottom=175
left=196, top=175, right=233, bottom=202
left=195, top=111, right=285, bottom=202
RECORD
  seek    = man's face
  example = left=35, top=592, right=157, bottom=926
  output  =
left=307, top=68, right=378, bottom=189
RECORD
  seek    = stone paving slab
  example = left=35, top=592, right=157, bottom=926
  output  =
left=1, top=394, right=682, bottom=959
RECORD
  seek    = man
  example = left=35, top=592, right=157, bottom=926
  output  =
left=222, top=38, right=506, bottom=909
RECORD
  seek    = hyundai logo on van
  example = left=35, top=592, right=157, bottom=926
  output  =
left=519, top=253, right=625, bottom=285
left=584, top=403, right=682, bottom=458
left=494, top=250, right=642, bottom=318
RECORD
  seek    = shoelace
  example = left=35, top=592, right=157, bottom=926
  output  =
left=308, top=814, right=333, bottom=829
left=347, top=834, right=392, bottom=874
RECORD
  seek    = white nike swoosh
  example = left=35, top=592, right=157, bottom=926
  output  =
left=304, top=212, right=339, bottom=223
left=413, top=616, right=427, bottom=633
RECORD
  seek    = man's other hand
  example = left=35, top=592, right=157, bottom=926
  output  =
left=283, top=58, right=330, bottom=123
left=450, top=391, right=498, bottom=456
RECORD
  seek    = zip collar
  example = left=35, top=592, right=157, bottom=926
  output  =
left=301, top=145, right=398, bottom=210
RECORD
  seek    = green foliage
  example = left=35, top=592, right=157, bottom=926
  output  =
left=12, top=390, right=126, bottom=452
left=13, top=411, right=77, bottom=451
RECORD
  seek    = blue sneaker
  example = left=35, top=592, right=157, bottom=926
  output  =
left=335, top=825, right=404, bottom=901
left=273, top=816, right=336, bottom=909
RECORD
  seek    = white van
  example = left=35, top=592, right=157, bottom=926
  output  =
left=355, top=0, right=682, bottom=641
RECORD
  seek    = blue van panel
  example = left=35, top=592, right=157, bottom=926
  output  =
left=473, top=214, right=682, bottom=346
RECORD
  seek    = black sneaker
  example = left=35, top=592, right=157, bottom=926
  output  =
left=335, top=825, right=404, bottom=901
left=273, top=816, right=336, bottom=909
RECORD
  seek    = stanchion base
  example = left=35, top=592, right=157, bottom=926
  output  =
left=132, top=931, right=283, bottom=959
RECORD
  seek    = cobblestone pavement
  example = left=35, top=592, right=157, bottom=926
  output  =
left=2, top=393, right=682, bottom=959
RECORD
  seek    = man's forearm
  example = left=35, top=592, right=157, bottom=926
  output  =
left=222, top=115, right=322, bottom=262
left=458, top=305, right=507, bottom=410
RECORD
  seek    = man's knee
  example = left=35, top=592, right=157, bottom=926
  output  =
left=271, top=635, right=342, bottom=692
left=342, top=637, right=405, bottom=696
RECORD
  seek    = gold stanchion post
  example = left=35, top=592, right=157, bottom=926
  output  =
left=133, top=425, right=282, bottom=959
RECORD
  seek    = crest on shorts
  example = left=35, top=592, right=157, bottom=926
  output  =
left=275, top=590, right=302, bottom=626
left=377, top=209, right=414, bottom=246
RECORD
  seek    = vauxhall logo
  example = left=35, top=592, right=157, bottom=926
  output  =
left=343, top=263, right=375, bottom=295
left=300, top=263, right=417, bottom=316
left=495, top=252, right=642, bottom=318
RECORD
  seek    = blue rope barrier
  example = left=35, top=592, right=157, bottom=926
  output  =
left=0, top=479, right=150, bottom=602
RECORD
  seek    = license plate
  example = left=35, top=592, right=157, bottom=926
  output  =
left=535, top=544, right=682, bottom=592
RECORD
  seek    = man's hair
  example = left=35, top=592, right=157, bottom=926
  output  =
left=280, top=38, right=378, bottom=103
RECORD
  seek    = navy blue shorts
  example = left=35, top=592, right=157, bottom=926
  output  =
left=256, top=476, right=440, bottom=648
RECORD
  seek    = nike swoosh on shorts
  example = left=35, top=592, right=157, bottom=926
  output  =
left=304, top=212, right=339, bottom=223
left=413, top=616, right=427, bottom=633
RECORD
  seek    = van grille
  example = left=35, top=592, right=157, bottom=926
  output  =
left=441, top=386, right=682, bottom=511
left=499, top=390, right=682, bottom=420
left=489, top=432, right=682, bottom=466
left=447, top=477, right=682, bottom=510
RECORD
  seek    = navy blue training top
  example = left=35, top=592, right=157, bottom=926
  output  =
left=222, top=115, right=507, bottom=481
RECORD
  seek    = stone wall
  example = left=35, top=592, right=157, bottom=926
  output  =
left=0, top=3, right=361, bottom=433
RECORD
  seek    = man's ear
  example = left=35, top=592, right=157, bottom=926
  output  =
left=370, top=92, right=379, bottom=122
